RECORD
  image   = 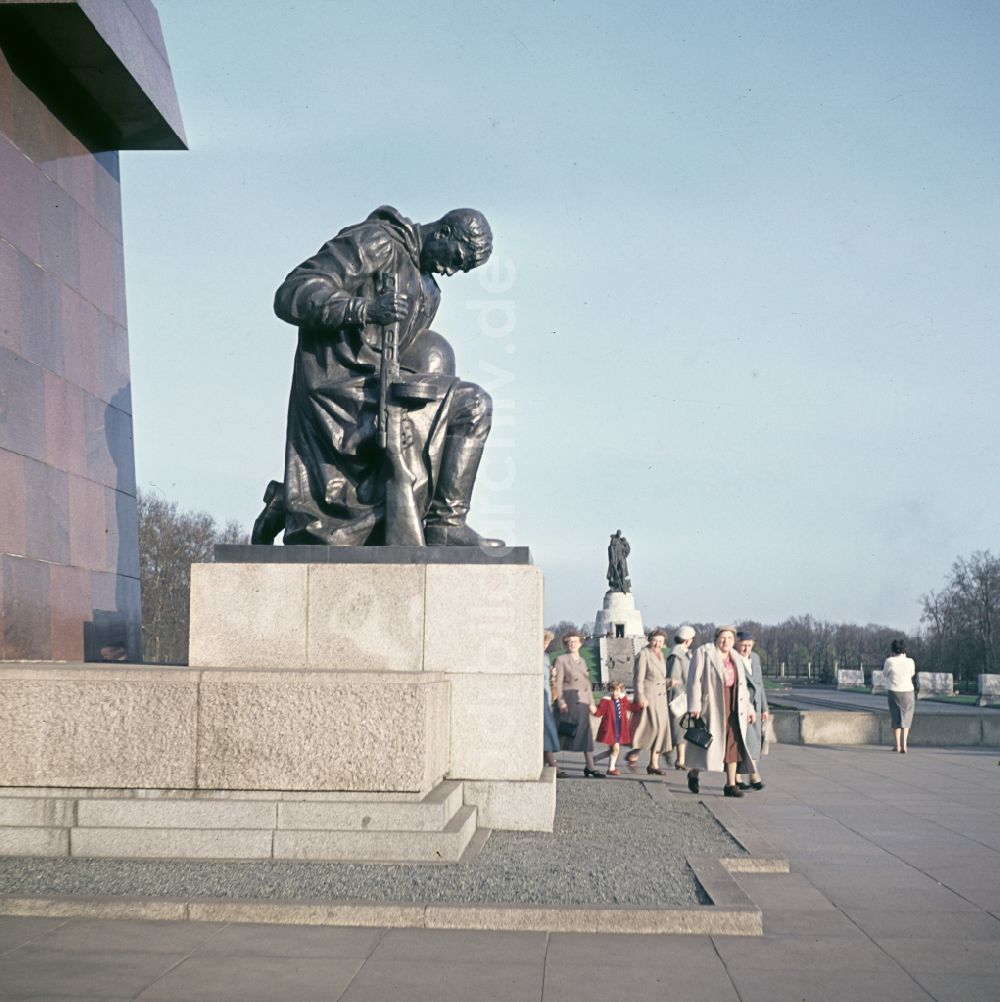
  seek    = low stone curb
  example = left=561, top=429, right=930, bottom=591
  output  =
left=0, top=782, right=790, bottom=934
left=0, top=851, right=783, bottom=936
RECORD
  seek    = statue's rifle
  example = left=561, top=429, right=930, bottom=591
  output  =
left=376, top=271, right=399, bottom=451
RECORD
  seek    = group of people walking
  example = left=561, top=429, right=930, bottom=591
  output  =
left=544, top=625, right=770, bottom=797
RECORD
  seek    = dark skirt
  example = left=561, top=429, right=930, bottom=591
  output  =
left=888, top=690, right=915, bottom=728
left=724, top=680, right=750, bottom=766
left=558, top=692, right=594, bottom=752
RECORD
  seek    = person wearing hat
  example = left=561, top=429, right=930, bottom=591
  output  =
left=734, top=629, right=768, bottom=790
left=553, top=631, right=603, bottom=777
left=667, top=625, right=696, bottom=770
left=626, top=628, right=674, bottom=775
left=685, top=625, right=754, bottom=797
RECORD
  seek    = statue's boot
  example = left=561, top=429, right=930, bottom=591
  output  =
left=425, top=440, right=505, bottom=547
left=251, top=480, right=285, bottom=545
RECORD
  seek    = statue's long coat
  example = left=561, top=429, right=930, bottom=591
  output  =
left=274, top=206, right=458, bottom=544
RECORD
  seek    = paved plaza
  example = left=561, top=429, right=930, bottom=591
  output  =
left=0, top=742, right=998, bottom=1001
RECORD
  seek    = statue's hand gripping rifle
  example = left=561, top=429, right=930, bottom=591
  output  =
left=376, top=272, right=438, bottom=448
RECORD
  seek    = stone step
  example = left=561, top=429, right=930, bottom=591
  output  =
left=66, top=804, right=479, bottom=863
left=0, top=782, right=483, bottom=863
left=273, top=804, right=479, bottom=862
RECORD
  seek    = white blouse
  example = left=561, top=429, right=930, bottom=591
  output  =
left=882, top=654, right=916, bottom=693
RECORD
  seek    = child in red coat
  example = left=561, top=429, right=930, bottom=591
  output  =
left=594, top=681, right=636, bottom=775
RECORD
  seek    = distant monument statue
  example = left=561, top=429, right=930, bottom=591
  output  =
left=595, top=530, right=644, bottom=684
left=252, top=205, right=502, bottom=548
left=607, top=530, right=631, bottom=593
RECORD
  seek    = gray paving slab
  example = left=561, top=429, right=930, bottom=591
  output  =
left=0, top=946, right=188, bottom=998
left=0, top=915, right=67, bottom=954
left=723, top=966, right=936, bottom=1002
left=18, top=917, right=226, bottom=955
left=839, top=906, right=1000, bottom=939
left=759, top=907, right=870, bottom=937
left=872, top=936, right=1000, bottom=975
left=336, top=957, right=543, bottom=1002
left=544, top=931, right=719, bottom=966
left=192, top=921, right=384, bottom=958
left=367, top=928, right=548, bottom=964
left=712, top=932, right=902, bottom=973
left=133, top=954, right=365, bottom=1001
left=909, top=972, right=1000, bottom=1002
left=731, top=872, right=838, bottom=911
left=541, top=957, right=741, bottom=1002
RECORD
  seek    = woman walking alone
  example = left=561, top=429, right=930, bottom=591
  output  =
left=883, top=638, right=916, bottom=754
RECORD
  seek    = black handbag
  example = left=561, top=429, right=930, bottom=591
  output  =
left=557, top=718, right=578, bottom=740
left=679, top=711, right=713, bottom=749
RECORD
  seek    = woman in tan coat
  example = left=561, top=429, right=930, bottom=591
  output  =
left=625, top=629, right=673, bottom=775
left=685, top=625, right=754, bottom=797
left=552, top=631, right=603, bottom=778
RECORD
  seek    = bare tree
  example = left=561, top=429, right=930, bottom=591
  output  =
left=921, top=551, right=1000, bottom=681
left=138, top=491, right=248, bottom=664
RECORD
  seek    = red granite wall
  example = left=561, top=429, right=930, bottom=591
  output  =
left=0, top=47, right=140, bottom=661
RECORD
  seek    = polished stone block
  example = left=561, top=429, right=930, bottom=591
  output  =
left=0, top=449, right=27, bottom=558
left=23, top=459, right=69, bottom=564
left=1, top=554, right=50, bottom=660
left=60, top=286, right=103, bottom=397
left=0, top=133, right=40, bottom=262
left=0, top=237, right=23, bottom=355
left=0, top=344, right=45, bottom=461
left=47, top=562, right=91, bottom=660
left=43, top=370, right=87, bottom=477
left=17, top=254, right=62, bottom=375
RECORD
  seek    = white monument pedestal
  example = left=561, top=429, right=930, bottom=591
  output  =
left=594, top=590, right=645, bottom=639
left=593, top=590, right=646, bottom=683
left=0, top=550, right=556, bottom=861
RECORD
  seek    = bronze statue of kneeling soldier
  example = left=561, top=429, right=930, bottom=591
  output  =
left=252, top=205, right=503, bottom=548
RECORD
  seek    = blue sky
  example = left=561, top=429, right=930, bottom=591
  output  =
left=121, top=0, right=1000, bottom=631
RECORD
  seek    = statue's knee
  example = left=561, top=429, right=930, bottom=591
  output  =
left=402, top=330, right=456, bottom=375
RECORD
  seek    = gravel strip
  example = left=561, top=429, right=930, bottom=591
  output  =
left=0, top=782, right=744, bottom=908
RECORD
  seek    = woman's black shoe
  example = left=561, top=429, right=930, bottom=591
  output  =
left=737, top=782, right=752, bottom=790
left=687, top=773, right=699, bottom=794
left=583, top=768, right=605, bottom=778
left=751, top=780, right=765, bottom=791
left=646, top=766, right=666, bottom=776
left=724, top=785, right=745, bottom=797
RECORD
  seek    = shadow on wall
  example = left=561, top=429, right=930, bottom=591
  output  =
left=85, top=383, right=140, bottom=662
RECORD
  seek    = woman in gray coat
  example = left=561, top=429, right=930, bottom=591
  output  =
left=667, top=625, right=696, bottom=770
left=552, top=631, right=602, bottom=777
left=626, top=629, right=673, bottom=775
left=685, top=625, right=754, bottom=797
left=734, top=630, right=768, bottom=790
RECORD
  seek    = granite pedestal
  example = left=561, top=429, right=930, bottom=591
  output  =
left=0, top=549, right=555, bottom=860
